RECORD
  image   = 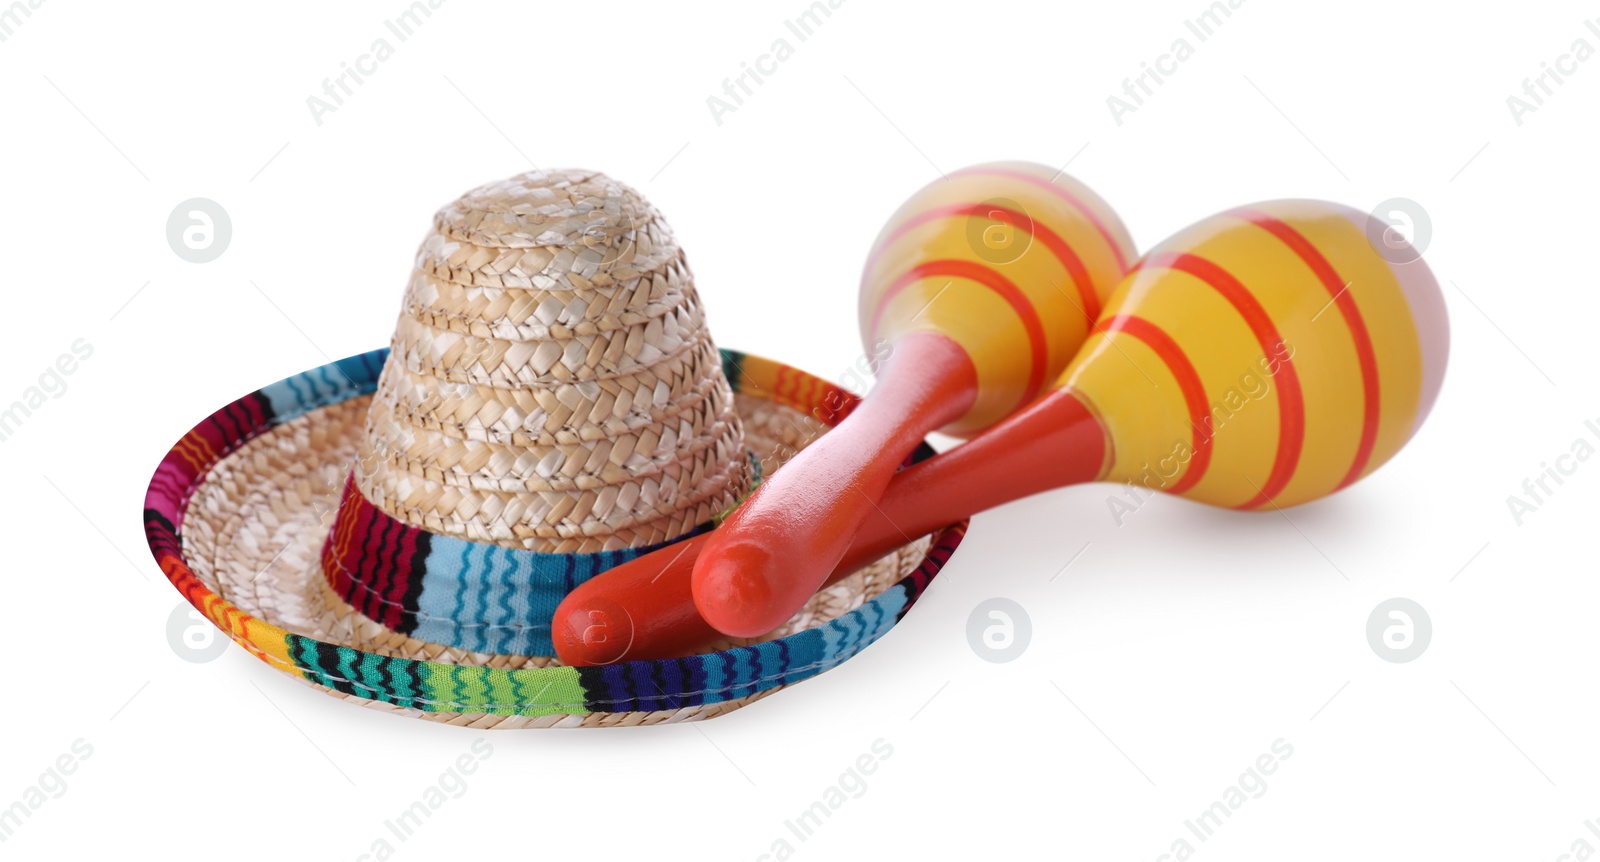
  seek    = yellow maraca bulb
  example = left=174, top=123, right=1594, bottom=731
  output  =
left=860, top=160, right=1136, bottom=435
left=1062, top=200, right=1449, bottom=509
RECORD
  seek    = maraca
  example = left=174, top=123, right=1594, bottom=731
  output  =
left=553, top=199, right=1447, bottom=665
left=691, top=162, right=1136, bottom=638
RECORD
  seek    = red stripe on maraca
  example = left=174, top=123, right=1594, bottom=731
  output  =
left=947, top=165, right=1131, bottom=272
left=869, top=259, right=1049, bottom=403
left=1229, top=208, right=1381, bottom=491
left=1141, top=252, right=1305, bottom=509
left=1102, top=314, right=1214, bottom=495
left=870, top=202, right=1101, bottom=322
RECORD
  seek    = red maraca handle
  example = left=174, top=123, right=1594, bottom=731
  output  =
left=552, top=522, right=900, bottom=666
left=554, top=389, right=1106, bottom=665
left=554, top=535, right=718, bottom=664
left=691, top=331, right=979, bottom=639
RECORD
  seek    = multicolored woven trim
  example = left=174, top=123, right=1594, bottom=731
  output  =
left=143, top=347, right=965, bottom=717
left=320, top=450, right=760, bottom=657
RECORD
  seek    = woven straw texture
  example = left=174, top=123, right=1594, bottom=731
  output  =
left=357, top=168, right=753, bottom=555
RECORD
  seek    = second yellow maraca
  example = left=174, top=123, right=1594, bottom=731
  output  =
left=694, top=162, right=1135, bottom=637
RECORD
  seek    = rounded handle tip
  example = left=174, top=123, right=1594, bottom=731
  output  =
left=553, top=597, right=636, bottom=667
left=693, top=541, right=794, bottom=639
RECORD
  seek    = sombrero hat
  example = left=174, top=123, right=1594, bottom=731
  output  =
left=142, top=169, right=965, bottom=727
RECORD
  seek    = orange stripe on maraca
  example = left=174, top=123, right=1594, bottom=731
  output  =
left=870, top=202, right=1102, bottom=322
left=1140, top=252, right=1306, bottom=509
left=947, top=164, right=1131, bottom=272
left=1229, top=207, right=1382, bottom=492
left=1101, top=314, right=1214, bottom=495
left=869, top=259, right=1050, bottom=402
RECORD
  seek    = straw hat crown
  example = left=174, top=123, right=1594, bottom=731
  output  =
left=353, top=168, right=754, bottom=554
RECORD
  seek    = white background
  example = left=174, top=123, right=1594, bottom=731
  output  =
left=1, top=0, right=1596, bottom=859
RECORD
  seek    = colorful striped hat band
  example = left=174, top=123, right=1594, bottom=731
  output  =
left=142, top=169, right=967, bottom=727
left=318, top=455, right=762, bottom=658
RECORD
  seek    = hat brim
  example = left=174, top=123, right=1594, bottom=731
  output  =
left=143, top=347, right=966, bottom=727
